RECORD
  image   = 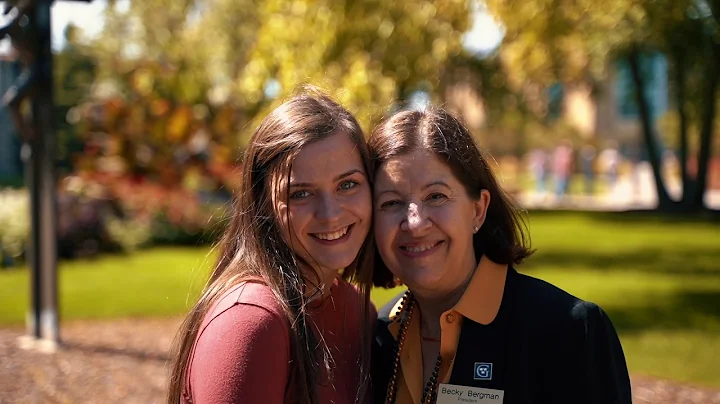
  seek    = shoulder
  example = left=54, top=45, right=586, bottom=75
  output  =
left=514, top=270, right=584, bottom=318
left=206, top=282, right=283, bottom=321
left=190, top=282, right=290, bottom=375
left=569, top=300, right=608, bottom=325
left=197, top=282, right=289, bottom=348
left=511, top=273, right=631, bottom=402
left=513, top=270, right=615, bottom=337
left=188, top=282, right=291, bottom=403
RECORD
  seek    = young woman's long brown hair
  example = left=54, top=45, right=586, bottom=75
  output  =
left=167, top=87, right=375, bottom=404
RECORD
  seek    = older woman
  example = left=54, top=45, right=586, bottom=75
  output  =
left=370, top=107, right=631, bottom=404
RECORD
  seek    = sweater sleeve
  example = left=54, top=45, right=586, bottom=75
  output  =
left=573, top=301, right=632, bottom=404
left=188, top=302, right=290, bottom=404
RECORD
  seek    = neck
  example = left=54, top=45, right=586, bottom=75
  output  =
left=414, top=274, right=473, bottom=339
left=414, top=254, right=479, bottom=339
left=302, top=265, right=337, bottom=301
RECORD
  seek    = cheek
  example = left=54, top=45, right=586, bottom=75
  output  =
left=435, top=209, right=473, bottom=243
left=285, top=205, right=312, bottom=241
left=353, top=190, right=373, bottom=223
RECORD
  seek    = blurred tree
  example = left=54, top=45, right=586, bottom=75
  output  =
left=55, top=24, right=97, bottom=107
left=485, top=0, right=720, bottom=211
left=89, top=0, right=471, bottom=136
left=236, top=0, right=471, bottom=131
left=442, top=49, right=585, bottom=157
left=91, top=0, right=214, bottom=105
left=74, top=0, right=472, bottom=192
left=54, top=23, right=97, bottom=169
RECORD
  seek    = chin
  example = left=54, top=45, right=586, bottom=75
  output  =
left=402, top=271, right=446, bottom=293
left=316, top=257, right=355, bottom=273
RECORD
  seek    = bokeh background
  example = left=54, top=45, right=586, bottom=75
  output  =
left=0, top=0, right=719, bottom=402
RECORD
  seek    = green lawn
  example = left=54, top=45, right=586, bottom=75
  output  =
left=0, top=248, right=213, bottom=323
left=1, top=211, right=719, bottom=388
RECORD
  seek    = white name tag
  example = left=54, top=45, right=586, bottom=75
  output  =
left=436, top=383, right=504, bottom=404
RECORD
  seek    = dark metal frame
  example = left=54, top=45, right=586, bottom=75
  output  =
left=1, top=0, right=93, bottom=349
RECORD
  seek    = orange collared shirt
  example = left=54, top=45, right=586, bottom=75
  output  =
left=385, top=255, right=509, bottom=404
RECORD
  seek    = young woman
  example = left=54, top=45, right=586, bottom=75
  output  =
left=370, top=107, right=631, bottom=404
left=167, top=88, right=376, bottom=404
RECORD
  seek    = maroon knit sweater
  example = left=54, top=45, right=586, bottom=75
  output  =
left=182, top=279, right=374, bottom=404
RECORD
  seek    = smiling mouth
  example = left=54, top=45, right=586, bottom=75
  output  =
left=399, top=240, right=444, bottom=255
left=310, top=224, right=353, bottom=242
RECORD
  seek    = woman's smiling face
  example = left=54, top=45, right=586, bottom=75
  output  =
left=273, top=131, right=372, bottom=278
left=373, top=149, right=489, bottom=297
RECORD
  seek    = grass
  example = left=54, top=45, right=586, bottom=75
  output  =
left=0, top=249, right=213, bottom=324
left=1, top=211, right=719, bottom=388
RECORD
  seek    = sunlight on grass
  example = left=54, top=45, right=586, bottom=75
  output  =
left=371, top=286, right=405, bottom=309
left=0, top=248, right=211, bottom=324
left=622, top=331, right=720, bottom=387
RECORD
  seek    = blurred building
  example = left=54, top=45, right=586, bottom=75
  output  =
left=0, top=55, right=23, bottom=185
left=446, top=52, right=669, bottom=146
left=572, top=52, right=668, bottom=143
left=531, top=52, right=669, bottom=146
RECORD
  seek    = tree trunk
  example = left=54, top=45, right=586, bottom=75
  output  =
left=627, top=46, right=674, bottom=209
left=672, top=47, right=694, bottom=204
left=692, top=43, right=720, bottom=207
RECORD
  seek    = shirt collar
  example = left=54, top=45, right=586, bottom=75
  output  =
left=454, top=255, right=509, bottom=325
left=387, top=255, right=509, bottom=333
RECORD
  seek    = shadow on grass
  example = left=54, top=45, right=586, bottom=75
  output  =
left=525, top=246, right=720, bottom=276
left=603, top=290, right=720, bottom=335
left=62, top=342, right=169, bottom=362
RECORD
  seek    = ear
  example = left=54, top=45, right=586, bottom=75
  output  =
left=473, top=189, right=491, bottom=232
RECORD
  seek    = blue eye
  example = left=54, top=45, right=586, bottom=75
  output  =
left=339, top=180, right=358, bottom=190
left=290, top=190, right=311, bottom=200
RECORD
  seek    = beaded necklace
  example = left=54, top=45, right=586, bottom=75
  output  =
left=385, top=291, right=443, bottom=404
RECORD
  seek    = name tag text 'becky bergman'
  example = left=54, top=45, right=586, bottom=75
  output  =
left=440, top=386, right=502, bottom=401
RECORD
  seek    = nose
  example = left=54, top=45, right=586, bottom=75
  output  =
left=315, top=192, right=342, bottom=223
left=401, top=202, right=431, bottom=234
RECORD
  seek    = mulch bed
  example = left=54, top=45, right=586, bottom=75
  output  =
left=1, top=318, right=719, bottom=404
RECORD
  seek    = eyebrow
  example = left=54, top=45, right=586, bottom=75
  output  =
left=376, top=180, right=451, bottom=197
left=289, top=169, right=365, bottom=188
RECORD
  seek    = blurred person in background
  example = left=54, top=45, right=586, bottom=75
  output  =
left=527, top=148, right=549, bottom=198
left=579, top=143, right=597, bottom=196
left=552, top=140, right=575, bottom=201
left=370, top=107, right=631, bottom=404
left=599, top=142, right=621, bottom=195
left=167, top=87, right=376, bottom=404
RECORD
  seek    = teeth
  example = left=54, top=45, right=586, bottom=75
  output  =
left=314, top=226, right=349, bottom=241
left=404, top=243, right=436, bottom=253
